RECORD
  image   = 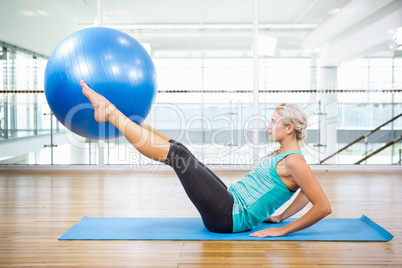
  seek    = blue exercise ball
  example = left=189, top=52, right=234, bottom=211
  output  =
left=44, top=27, right=157, bottom=139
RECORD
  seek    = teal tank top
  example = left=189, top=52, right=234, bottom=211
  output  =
left=228, top=150, right=304, bottom=233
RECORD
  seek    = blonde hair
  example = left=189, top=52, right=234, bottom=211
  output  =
left=266, top=103, right=308, bottom=157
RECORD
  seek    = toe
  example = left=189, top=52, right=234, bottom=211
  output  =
left=80, top=80, right=90, bottom=90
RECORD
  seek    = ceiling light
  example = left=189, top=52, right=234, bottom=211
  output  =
left=19, top=10, right=36, bottom=16
left=36, top=10, right=49, bottom=16
left=327, top=8, right=340, bottom=16
left=90, top=23, right=318, bottom=31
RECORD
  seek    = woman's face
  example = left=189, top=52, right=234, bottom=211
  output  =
left=267, top=111, right=288, bottom=142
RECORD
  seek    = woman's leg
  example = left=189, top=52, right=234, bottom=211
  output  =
left=82, top=81, right=233, bottom=232
left=165, top=140, right=234, bottom=233
left=168, top=139, right=228, bottom=189
left=81, top=80, right=170, bottom=162
left=140, top=121, right=172, bottom=143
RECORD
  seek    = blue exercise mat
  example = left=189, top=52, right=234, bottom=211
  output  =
left=59, top=215, right=393, bottom=241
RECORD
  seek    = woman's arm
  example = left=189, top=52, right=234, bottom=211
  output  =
left=251, top=154, right=331, bottom=237
left=264, top=190, right=309, bottom=223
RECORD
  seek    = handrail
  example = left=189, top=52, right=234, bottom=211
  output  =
left=355, top=135, right=402, bottom=164
left=320, top=112, right=402, bottom=164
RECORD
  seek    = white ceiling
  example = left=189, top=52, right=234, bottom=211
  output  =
left=1, top=0, right=402, bottom=62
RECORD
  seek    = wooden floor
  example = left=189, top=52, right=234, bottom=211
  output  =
left=0, top=169, right=401, bottom=267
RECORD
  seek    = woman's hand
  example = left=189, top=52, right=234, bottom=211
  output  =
left=249, top=227, right=287, bottom=238
left=263, top=215, right=282, bottom=223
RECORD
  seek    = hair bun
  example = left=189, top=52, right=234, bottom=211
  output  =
left=275, top=103, right=308, bottom=142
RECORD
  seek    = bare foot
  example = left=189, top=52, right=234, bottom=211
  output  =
left=81, top=80, right=116, bottom=122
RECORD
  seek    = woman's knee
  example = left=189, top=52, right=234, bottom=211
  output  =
left=164, top=143, right=194, bottom=170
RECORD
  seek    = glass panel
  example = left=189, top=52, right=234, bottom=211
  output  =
left=338, top=59, right=369, bottom=90
left=204, top=59, right=252, bottom=91
left=394, top=58, right=402, bottom=89
left=369, top=58, right=393, bottom=89
left=0, top=46, right=3, bottom=91
left=263, top=58, right=310, bottom=90
left=154, top=59, right=202, bottom=91
left=0, top=43, right=401, bottom=166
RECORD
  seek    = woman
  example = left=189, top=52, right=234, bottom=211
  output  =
left=81, top=80, right=331, bottom=237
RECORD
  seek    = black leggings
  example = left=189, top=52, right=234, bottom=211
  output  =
left=164, top=139, right=234, bottom=233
